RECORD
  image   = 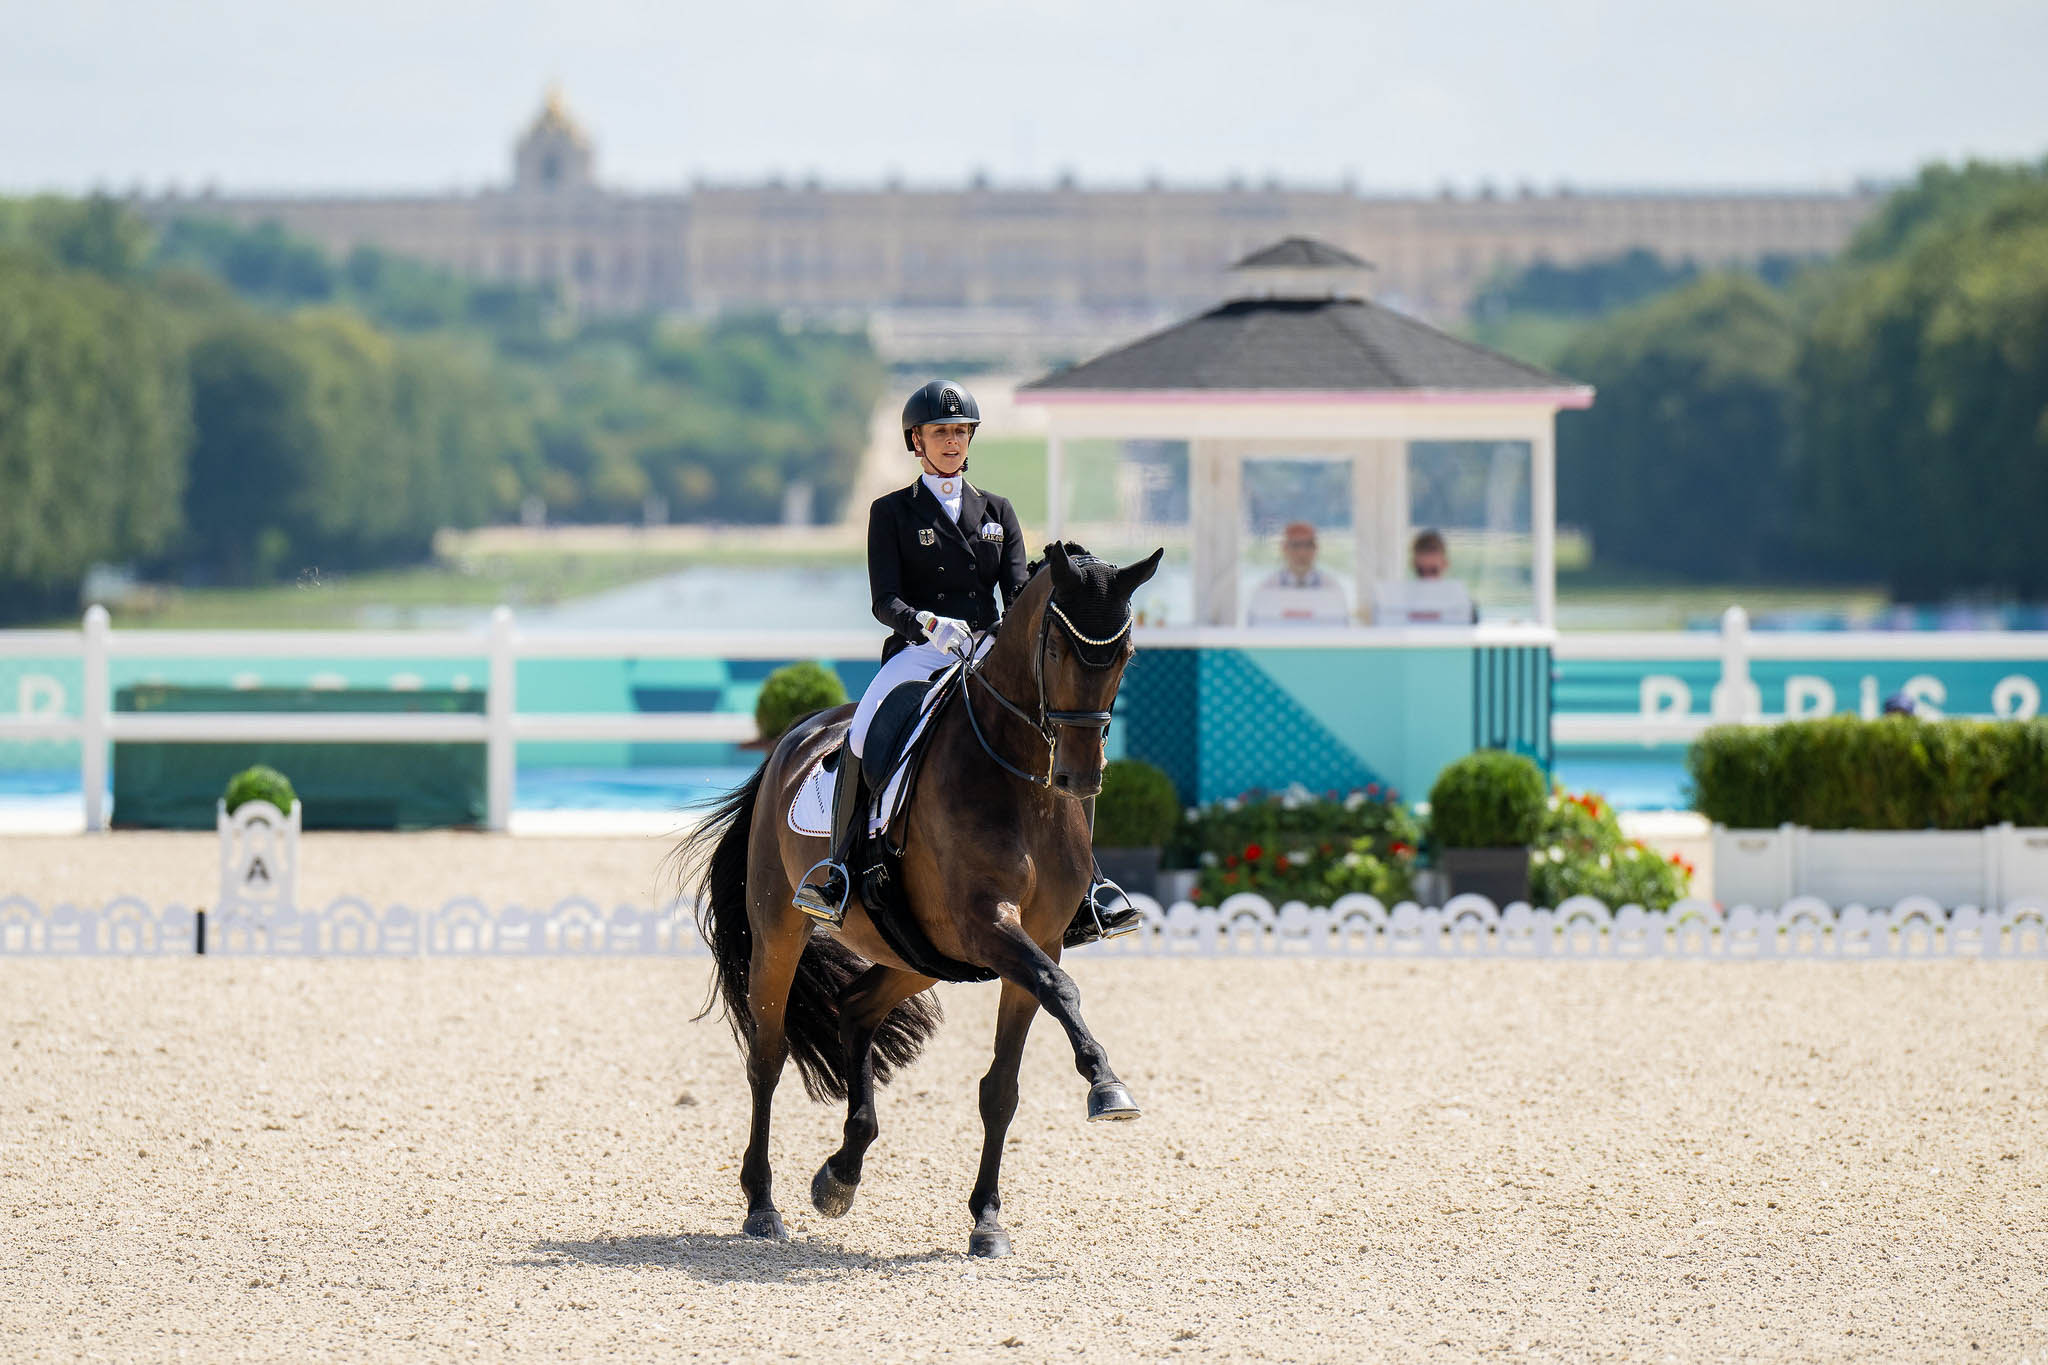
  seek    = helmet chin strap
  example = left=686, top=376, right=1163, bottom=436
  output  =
left=916, top=445, right=970, bottom=478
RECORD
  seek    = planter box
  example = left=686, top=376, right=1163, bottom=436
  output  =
left=1711, top=824, right=2048, bottom=909
left=1439, top=847, right=1530, bottom=907
left=1095, top=846, right=1162, bottom=901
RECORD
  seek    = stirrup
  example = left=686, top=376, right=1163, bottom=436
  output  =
left=1089, top=876, right=1144, bottom=939
left=1063, top=876, right=1143, bottom=949
left=793, top=858, right=850, bottom=927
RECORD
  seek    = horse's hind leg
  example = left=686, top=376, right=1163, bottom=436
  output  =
left=812, top=965, right=930, bottom=1219
left=740, top=918, right=807, bottom=1240
left=976, top=914, right=1140, bottom=1122
left=965, top=980, right=1039, bottom=1258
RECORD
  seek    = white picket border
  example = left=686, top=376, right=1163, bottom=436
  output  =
left=2, top=893, right=2044, bottom=959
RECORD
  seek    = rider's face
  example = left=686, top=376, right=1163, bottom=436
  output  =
left=916, top=423, right=974, bottom=475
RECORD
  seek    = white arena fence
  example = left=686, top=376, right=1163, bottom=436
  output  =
left=2, top=893, right=2044, bottom=960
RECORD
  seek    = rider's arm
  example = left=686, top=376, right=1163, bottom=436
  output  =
left=995, top=495, right=1029, bottom=610
left=868, top=498, right=925, bottom=641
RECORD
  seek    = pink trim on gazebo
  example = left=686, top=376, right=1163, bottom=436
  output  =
left=1020, top=387, right=1594, bottom=409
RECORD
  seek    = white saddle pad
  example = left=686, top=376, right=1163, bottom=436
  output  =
left=785, top=660, right=961, bottom=839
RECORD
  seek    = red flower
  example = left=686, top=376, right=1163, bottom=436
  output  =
left=1244, top=843, right=1264, bottom=862
left=1366, top=783, right=1380, bottom=795
left=1275, top=856, right=1291, bottom=872
left=1391, top=841, right=1412, bottom=856
left=1222, top=870, right=1239, bottom=885
left=1386, top=789, right=1399, bottom=801
left=1225, top=854, right=1239, bottom=868
left=1669, top=853, right=1684, bottom=866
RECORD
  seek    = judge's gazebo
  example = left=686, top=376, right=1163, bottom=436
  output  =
left=1016, top=237, right=1592, bottom=805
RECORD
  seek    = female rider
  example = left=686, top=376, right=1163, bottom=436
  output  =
left=794, top=379, right=1139, bottom=946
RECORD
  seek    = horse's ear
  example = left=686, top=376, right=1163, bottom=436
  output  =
left=1113, top=548, right=1165, bottom=596
left=1046, top=541, right=1080, bottom=591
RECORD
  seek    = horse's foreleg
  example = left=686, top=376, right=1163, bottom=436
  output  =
left=976, top=915, right=1141, bottom=1123
left=966, top=979, right=1039, bottom=1258
left=740, top=920, right=806, bottom=1240
left=812, top=965, right=929, bottom=1219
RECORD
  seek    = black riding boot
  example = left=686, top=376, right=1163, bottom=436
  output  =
left=1063, top=796, right=1147, bottom=948
left=794, top=740, right=864, bottom=927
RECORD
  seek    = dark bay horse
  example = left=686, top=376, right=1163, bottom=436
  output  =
left=678, top=542, right=1163, bottom=1258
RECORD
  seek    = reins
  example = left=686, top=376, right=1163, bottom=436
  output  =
left=958, top=595, right=1131, bottom=792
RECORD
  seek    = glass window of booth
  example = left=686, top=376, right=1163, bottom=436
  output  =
left=1401, top=440, right=1534, bottom=624
left=1239, top=457, right=1356, bottom=627
left=1052, top=438, right=1192, bottom=627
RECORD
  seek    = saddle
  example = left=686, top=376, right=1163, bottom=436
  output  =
left=836, top=666, right=995, bottom=984
left=860, top=679, right=932, bottom=793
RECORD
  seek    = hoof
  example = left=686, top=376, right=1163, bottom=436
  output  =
left=741, top=1209, right=788, bottom=1241
left=810, top=1162, right=859, bottom=1219
left=1087, top=1080, right=1142, bottom=1122
left=968, top=1227, right=1012, bottom=1258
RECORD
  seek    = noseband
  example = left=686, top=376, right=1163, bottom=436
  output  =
left=962, top=598, right=1131, bottom=793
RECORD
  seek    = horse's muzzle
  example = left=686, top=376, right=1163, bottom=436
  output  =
left=1051, top=769, right=1103, bottom=799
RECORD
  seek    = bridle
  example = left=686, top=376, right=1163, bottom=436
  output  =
left=960, top=597, right=1131, bottom=793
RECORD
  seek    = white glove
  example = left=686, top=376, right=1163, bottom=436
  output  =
left=917, top=612, right=974, bottom=656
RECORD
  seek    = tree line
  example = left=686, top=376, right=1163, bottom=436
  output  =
left=0, top=200, right=882, bottom=618
left=1535, top=157, right=2048, bottom=600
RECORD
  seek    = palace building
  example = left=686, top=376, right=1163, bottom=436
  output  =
left=141, top=91, right=1883, bottom=355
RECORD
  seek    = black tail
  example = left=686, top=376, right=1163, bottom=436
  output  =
left=676, top=756, right=941, bottom=1104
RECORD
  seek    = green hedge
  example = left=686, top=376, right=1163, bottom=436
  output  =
left=1688, top=716, right=2048, bottom=829
left=1427, top=750, right=1548, bottom=848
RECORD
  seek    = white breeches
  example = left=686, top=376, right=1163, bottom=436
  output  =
left=849, top=637, right=991, bottom=757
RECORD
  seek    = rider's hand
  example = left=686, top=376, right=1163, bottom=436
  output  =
left=917, top=612, right=974, bottom=656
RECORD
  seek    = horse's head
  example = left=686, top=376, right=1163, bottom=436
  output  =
left=1026, top=541, right=1163, bottom=798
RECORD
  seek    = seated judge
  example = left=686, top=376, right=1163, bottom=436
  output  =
left=1245, top=521, right=1351, bottom=626
left=1372, top=528, right=1476, bottom=624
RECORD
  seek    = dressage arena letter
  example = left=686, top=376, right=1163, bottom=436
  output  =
left=1783, top=675, right=1835, bottom=718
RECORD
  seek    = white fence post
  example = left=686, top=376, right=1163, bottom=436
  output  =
left=1711, top=604, right=1758, bottom=724
left=486, top=606, right=515, bottom=832
left=81, top=606, right=110, bottom=833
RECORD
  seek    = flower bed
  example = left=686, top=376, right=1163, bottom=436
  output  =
left=1184, top=783, right=1419, bottom=906
left=1528, top=788, right=1693, bottom=911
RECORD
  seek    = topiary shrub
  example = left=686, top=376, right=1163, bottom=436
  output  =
left=1093, top=760, right=1181, bottom=849
left=224, top=764, right=297, bottom=814
left=1427, top=749, right=1547, bottom=848
left=754, top=661, right=848, bottom=744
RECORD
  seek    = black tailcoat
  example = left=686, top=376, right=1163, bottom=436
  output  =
left=868, top=478, right=1029, bottom=661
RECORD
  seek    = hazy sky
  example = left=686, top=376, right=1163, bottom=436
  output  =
left=4, top=0, right=2045, bottom=196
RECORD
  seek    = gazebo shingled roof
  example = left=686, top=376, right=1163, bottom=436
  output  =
left=1018, top=295, right=1576, bottom=393
left=1229, top=236, right=1372, bottom=270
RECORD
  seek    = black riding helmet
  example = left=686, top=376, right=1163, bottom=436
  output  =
left=901, top=380, right=981, bottom=452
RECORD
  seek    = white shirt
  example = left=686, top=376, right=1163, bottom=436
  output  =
left=921, top=472, right=963, bottom=522
left=1246, top=567, right=1351, bottom=627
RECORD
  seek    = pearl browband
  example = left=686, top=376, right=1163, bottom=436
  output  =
left=1048, top=601, right=1133, bottom=648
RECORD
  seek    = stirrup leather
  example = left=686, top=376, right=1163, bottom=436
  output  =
left=793, top=859, right=850, bottom=927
